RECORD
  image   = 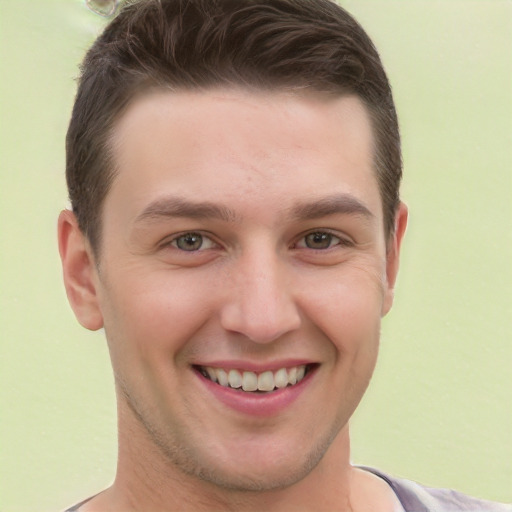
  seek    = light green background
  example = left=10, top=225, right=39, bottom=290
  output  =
left=0, top=1, right=511, bottom=510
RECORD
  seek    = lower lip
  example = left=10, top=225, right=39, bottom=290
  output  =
left=195, top=367, right=316, bottom=417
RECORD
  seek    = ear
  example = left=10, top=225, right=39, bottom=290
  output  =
left=382, top=202, right=408, bottom=316
left=58, top=210, right=104, bottom=330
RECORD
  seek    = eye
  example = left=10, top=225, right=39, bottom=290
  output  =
left=170, top=232, right=216, bottom=252
left=296, top=231, right=345, bottom=250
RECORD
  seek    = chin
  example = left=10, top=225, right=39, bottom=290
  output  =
left=176, top=426, right=340, bottom=493
left=191, top=455, right=318, bottom=493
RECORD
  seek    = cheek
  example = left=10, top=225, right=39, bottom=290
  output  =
left=99, top=268, right=219, bottom=366
left=298, top=261, right=386, bottom=354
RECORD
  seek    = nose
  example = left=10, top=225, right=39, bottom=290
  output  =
left=219, top=250, right=301, bottom=344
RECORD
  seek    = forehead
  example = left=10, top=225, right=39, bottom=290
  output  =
left=106, top=88, right=381, bottom=227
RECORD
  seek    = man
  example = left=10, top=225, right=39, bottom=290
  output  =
left=58, top=0, right=511, bottom=510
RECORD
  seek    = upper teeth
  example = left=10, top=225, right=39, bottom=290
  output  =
left=201, top=365, right=307, bottom=392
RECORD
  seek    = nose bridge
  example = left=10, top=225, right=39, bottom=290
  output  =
left=220, top=243, right=301, bottom=343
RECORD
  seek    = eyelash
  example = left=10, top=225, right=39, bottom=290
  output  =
left=293, top=230, right=352, bottom=251
left=164, top=230, right=351, bottom=253
left=167, top=232, right=218, bottom=252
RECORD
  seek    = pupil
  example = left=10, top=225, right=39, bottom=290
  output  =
left=306, top=232, right=331, bottom=249
left=177, top=233, right=202, bottom=251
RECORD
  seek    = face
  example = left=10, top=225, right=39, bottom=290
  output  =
left=61, top=89, right=406, bottom=492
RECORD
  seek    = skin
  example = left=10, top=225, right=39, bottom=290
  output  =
left=59, top=89, right=408, bottom=511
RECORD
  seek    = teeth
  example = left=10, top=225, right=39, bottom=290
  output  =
left=242, top=371, right=258, bottom=391
left=257, top=371, right=275, bottom=392
left=217, top=369, right=229, bottom=387
left=206, top=367, right=217, bottom=383
left=228, top=369, right=242, bottom=388
left=202, top=365, right=309, bottom=392
left=274, top=368, right=288, bottom=389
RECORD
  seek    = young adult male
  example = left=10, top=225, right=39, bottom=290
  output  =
left=58, top=0, right=511, bottom=510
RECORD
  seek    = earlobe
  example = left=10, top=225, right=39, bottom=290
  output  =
left=58, top=210, right=104, bottom=331
left=382, top=202, right=408, bottom=316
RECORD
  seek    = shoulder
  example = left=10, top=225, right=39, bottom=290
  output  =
left=359, top=466, right=512, bottom=512
left=63, top=494, right=95, bottom=512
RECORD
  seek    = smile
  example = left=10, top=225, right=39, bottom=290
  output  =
left=197, top=364, right=311, bottom=393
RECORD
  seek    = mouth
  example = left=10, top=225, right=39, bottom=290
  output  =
left=194, top=364, right=315, bottom=393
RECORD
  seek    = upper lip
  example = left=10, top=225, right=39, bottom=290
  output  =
left=192, top=359, right=316, bottom=372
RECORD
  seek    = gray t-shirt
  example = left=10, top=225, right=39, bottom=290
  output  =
left=362, top=467, right=511, bottom=512
left=64, top=467, right=512, bottom=511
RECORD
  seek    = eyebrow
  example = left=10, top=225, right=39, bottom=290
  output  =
left=134, top=196, right=239, bottom=224
left=134, top=193, right=373, bottom=226
left=289, top=194, right=374, bottom=221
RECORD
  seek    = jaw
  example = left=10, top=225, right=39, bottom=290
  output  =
left=115, top=389, right=355, bottom=512
left=114, top=361, right=357, bottom=495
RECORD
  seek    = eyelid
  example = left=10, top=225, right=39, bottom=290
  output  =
left=163, top=231, right=220, bottom=251
left=159, top=228, right=353, bottom=252
left=293, top=229, right=353, bottom=249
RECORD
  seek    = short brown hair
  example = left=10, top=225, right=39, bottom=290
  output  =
left=66, top=0, right=401, bottom=253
